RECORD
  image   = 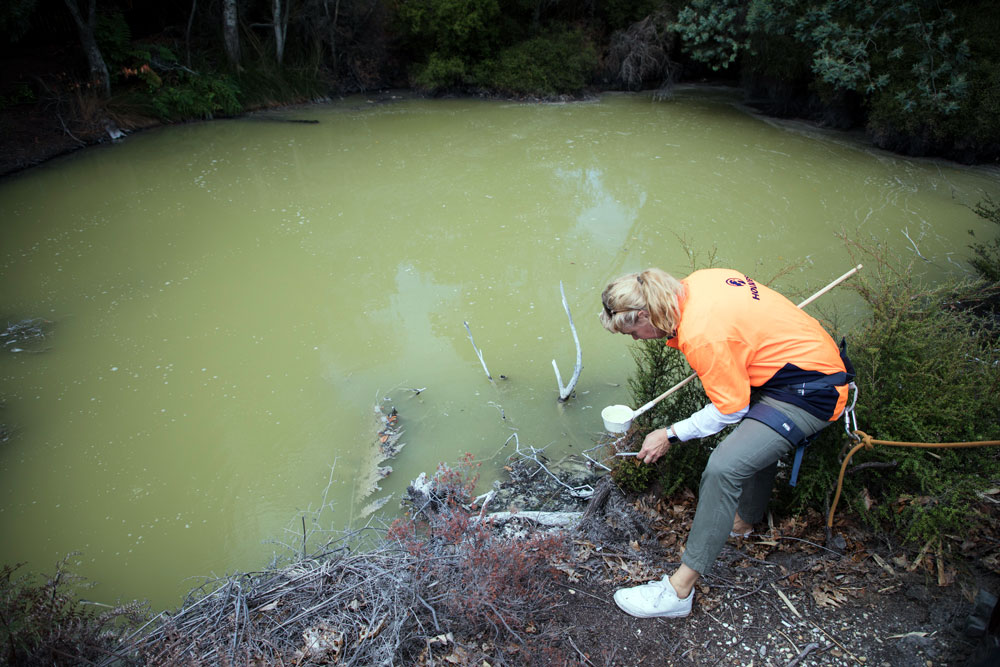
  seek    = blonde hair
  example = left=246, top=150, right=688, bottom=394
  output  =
left=599, top=268, right=684, bottom=335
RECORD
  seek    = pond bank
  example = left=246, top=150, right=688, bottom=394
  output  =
left=3, top=79, right=995, bottom=181
left=119, top=447, right=1000, bottom=666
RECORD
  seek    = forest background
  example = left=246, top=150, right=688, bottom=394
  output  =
left=2, top=0, right=1000, bottom=169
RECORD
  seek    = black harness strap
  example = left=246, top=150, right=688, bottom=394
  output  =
left=744, top=403, right=812, bottom=486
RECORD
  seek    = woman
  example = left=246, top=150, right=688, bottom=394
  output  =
left=600, top=267, right=851, bottom=618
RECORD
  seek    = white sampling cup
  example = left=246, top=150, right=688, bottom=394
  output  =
left=601, top=404, right=635, bottom=433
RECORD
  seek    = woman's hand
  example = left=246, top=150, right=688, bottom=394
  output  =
left=638, top=428, right=672, bottom=464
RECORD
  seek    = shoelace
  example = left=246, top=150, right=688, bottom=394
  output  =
left=652, top=578, right=675, bottom=603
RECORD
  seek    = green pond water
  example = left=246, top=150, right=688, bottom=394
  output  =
left=1, top=87, right=997, bottom=608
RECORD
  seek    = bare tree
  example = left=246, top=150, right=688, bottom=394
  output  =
left=273, top=0, right=291, bottom=65
left=62, top=0, right=111, bottom=97
left=605, top=8, right=678, bottom=93
left=222, top=0, right=241, bottom=68
left=323, top=0, right=341, bottom=68
left=185, top=0, right=198, bottom=67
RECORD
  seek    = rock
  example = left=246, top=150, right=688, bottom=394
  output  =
left=906, top=585, right=931, bottom=603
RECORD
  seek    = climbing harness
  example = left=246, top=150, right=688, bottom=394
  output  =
left=745, top=402, right=813, bottom=486
left=748, top=338, right=857, bottom=487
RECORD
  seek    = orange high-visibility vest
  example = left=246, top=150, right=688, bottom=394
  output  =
left=666, top=269, right=848, bottom=421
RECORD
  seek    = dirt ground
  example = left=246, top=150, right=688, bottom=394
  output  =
left=0, top=46, right=177, bottom=180
left=1, top=48, right=107, bottom=178
left=483, top=455, right=1000, bottom=667
left=0, top=101, right=95, bottom=178
left=549, top=507, right=1000, bottom=666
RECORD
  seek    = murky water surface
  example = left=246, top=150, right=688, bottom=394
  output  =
left=1, top=88, right=997, bottom=606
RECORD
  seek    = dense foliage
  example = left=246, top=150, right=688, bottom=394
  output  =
left=671, top=0, right=1000, bottom=161
left=2, top=0, right=998, bottom=159
left=970, top=197, right=1000, bottom=282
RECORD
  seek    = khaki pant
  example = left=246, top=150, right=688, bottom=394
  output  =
left=680, top=395, right=832, bottom=575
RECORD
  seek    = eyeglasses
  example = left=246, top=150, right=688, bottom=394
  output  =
left=602, top=301, right=631, bottom=317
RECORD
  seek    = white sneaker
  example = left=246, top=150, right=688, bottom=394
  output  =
left=613, top=577, right=693, bottom=618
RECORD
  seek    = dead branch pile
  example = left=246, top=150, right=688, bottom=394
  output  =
left=124, top=459, right=577, bottom=667
left=126, top=540, right=417, bottom=666
left=503, top=433, right=595, bottom=501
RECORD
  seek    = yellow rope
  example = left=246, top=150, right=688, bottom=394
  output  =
left=826, top=430, right=1000, bottom=529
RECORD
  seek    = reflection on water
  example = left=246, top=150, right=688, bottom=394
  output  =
left=1, top=88, right=997, bottom=607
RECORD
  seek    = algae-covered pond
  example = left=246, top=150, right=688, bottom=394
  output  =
left=1, top=88, right=997, bottom=606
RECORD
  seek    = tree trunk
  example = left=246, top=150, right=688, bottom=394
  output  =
left=273, top=0, right=289, bottom=66
left=581, top=476, right=614, bottom=524
left=186, top=0, right=198, bottom=67
left=62, top=0, right=111, bottom=98
left=325, top=0, right=341, bottom=69
left=223, top=0, right=241, bottom=68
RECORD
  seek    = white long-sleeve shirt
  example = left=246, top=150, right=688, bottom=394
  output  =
left=672, top=402, right=749, bottom=441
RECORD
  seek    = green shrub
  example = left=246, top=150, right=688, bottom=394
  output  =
left=0, top=0, right=37, bottom=44
left=148, top=71, right=241, bottom=120
left=95, top=10, right=133, bottom=72
left=473, top=27, right=597, bottom=96
left=970, top=196, right=1000, bottom=282
left=394, top=0, right=502, bottom=60
left=97, top=16, right=245, bottom=122
left=412, top=52, right=469, bottom=91
left=0, top=82, right=35, bottom=110
left=612, top=340, right=725, bottom=495
left=782, top=246, right=1000, bottom=544
left=0, top=555, right=147, bottom=665
left=599, top=0, right=664, bottom=32
left=673, top=0, right=1000, bottom=159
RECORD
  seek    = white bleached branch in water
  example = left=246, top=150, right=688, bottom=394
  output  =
left=902, top=227, right=929, bottom=262
left=463, top=321, right=492, bottom=381
left=552, top=281, right=582, bottom=402
left=473, top=489, right=497, bottom=518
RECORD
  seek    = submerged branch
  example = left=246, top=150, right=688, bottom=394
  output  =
left=902, top=227, right=929, bottom=262
left=463, top=321, right=493, bottom=381
left=552, top=281, right=583, bottom=402
left=2, top=317, right=52, bottom=353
